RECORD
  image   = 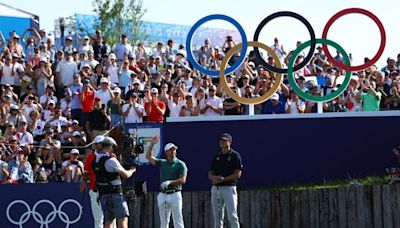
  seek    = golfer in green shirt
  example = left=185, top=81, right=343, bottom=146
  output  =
left=146, top=136, right=188, bottom=228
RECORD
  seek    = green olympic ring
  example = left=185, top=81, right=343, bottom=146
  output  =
left=287, top=38, right=351, bottom=102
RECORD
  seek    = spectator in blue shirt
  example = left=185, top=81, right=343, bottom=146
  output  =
left=315, top=66, right=326, bottom=87
left=262, top=93, right=285, bottom=114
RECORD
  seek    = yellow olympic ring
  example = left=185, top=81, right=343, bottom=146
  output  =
left=219, top=41, right=283, bottom=105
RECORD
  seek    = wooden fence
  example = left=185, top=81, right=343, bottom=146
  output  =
left=127, top=184, right=400, bottom=228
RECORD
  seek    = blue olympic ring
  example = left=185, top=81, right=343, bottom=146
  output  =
left=185, top=14, right=248, bottom=77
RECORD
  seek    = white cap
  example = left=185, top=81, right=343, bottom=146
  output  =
left=40, top=57, right=48, bottom=62
left=112, top=87, right=121, bottom=94
left=248, top=61, right=255, bottom=67
left=100, top=77, right=109, bottom=84
left=133, top=79, right=141, bottom=85
left=109, top=53, right=116, bottom=60
left=48, top=100, right=55, bottom=105
left=70, top=149, right=79, bottom=154
left=81, top=63, right=90, bottom=69
left=72, top=131, right=81, bottom=137
left=93, top=135, right=105, bottom=143
left=271, top=93, right=280, bottom=101
left=177, top=51, right=185, bottom=57
left=164, top=143, right=178, bottom=151
left=83, top=35, right=90, bottom=40
left=150, top=88, right=158, bottom=93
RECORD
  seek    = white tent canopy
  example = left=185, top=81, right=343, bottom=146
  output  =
left=0, top=3, right=38, bottom=20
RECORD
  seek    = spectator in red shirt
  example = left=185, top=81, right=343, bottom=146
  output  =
left=144, top=88, right=166, bottom=122
left=80, top=80, right=95, bottom=135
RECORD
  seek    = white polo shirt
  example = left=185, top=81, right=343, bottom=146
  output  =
left=202, top=96, right=223, bottom=116
left=168, top=100, right=184, bottom=117
left=95, top=89, right=112, bottom=105
left=56, top=60, right=79, bottom=86
left=122, top=103, right=144, bottom=123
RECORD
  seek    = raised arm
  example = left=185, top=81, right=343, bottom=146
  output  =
left=145, top=136, right=159, bottom=166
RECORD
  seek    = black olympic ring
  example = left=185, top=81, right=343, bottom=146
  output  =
left=253, top=11, right=316, bottom=74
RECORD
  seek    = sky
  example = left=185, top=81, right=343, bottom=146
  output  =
left=1, top=0, right=398, bottom=68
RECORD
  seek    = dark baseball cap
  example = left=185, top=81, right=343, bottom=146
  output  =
left=219, top=133, right=232, bottom=142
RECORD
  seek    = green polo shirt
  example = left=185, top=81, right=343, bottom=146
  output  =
left=361, top=92, right=381, bottom=111
left=155, top=158, right=188, bottom=191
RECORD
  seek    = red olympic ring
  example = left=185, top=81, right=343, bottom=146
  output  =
left=321, top=8, right=386, bottom=72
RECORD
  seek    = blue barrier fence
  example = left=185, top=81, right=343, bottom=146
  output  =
left=132, top=112, right=400, bottom=191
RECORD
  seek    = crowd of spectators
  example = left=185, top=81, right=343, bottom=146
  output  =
left=0, top=27, right=399, bottom=184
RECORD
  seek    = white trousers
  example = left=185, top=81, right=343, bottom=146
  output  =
left=89, top=189, right=104, bottom=228
left=157, top=191, right=184, bottom=228
left=211, top=185, right=240, bottom=228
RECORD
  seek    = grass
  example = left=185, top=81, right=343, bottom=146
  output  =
left=244, top=175, right=391, bottom=192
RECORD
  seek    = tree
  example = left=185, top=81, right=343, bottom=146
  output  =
left=92, top=0, right=147, bottom=46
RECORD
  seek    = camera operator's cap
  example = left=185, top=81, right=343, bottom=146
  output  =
left=102, top=136, right=117, bottom=146
left=72, top=131, right=81, bottom=137
left=164, top=143, right=178, bottom=151
left=70, top=149, right=79, bottom=154
left=93, top=135, right=105, bottom=144
left=112, top=87, right=121, bottom=94
left=219, top=133, right=233, bottom=142
left=150, top=88, right=158, bottom=94
left=100, top=77, right=109, bottom=84
left=271, top=93, right=280, bottom=101
left=133, top=79, right=141, bottom=85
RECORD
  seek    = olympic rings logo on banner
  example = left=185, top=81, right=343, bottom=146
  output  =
left=185, top=8, right=386, bottom=104
left=6, top=199, right=83, bottom=228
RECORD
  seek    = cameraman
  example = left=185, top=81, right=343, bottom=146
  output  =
left=93, top=136, right=135, bottom=228
left=81, top=135, right=105, bottom=228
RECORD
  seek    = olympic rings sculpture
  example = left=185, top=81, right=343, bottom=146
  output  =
left=186, top=8, right=386, bottom=104
left=6, top=199, right=83, bottom=228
